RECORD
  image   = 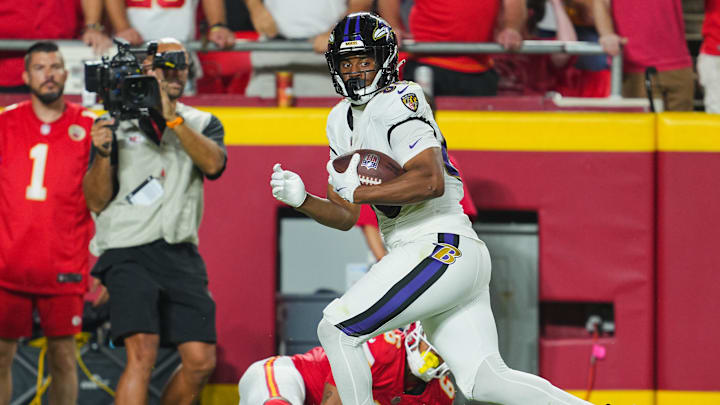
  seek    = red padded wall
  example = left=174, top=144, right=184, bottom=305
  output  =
left=453, top=151, right=655, bottom=389
left=199, top=146, right=332, bottom=381
left=200, top=146, right=655, bottom=390
left=656, top=152, right=720, bottom=391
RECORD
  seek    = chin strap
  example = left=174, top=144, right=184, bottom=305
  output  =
left=346, top=77, right=365, bottom=100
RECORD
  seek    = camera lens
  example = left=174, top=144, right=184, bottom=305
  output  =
left=122, top=76, right=160, bottom=109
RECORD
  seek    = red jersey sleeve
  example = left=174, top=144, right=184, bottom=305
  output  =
left=291, top=346, right=332, bottom=405
left=448, top=155, right=477, bottom=221
left=356, top=204, right=379, bottom=228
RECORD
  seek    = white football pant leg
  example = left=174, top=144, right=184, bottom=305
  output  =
left=318, top=235, right=489, bottom=405
left=317, top=318, right=373, bottom=405
left=423, top=289, right=593, bottom=405
left=238, top=356, right=306, bottom=405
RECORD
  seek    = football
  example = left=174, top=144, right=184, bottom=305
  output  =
left=332, top=149, right=405, bottom=186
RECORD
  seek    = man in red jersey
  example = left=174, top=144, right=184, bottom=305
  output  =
left=593, top=0, right=693, bottom=111
left=238, top=325, right=455, bottom=405
left=402, top=0, right=527, bottom=96
left=0, top=41, right=100, bottom=405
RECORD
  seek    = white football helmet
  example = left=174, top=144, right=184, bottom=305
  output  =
left=404, top=322, right=449, bottom=382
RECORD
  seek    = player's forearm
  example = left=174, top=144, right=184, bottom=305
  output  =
left=297, top=193, right=359, bottom=231
left=550, top=0, right=576, bottom=66
left=104, top=0, right=131, bottom=31
left=354, top=170, right=443, bottom=205
left=81, top=0, right=104, bottom=26
left=376, top=0, right=404, bottom=32
left=593, top=0, right=615, bottom=36
left=202, top=0, right=228, bottom=26
left=320, top=383, right=342, bottom=405
left=354, top=149, right=445, bottom=206
left=83, top=157, right=115, bottom=214
left=244, top=0, right=263, bottom=14
left=173, top=124, right=226, bottom=177
left=552, top=0, right=577, bottom=42
left=499, top=0, right=527, bottom=32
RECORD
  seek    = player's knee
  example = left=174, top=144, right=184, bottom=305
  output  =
left=467, top=354, right=513, bottom=402
left=316, top=317, right=338, bottom=346
left=183, top=353, right=216, bottom=381
left=0, top=350, right=13, bottom=369
left=317, top=318, right=363, bottom=349
left=124, top=334, right=160, bottom=370
left=46, top=340, right=77, bottom=373
left=48, top=352, right=76, bottom=374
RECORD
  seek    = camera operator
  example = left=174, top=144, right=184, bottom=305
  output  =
left=83, top=38, right=227, bottom=405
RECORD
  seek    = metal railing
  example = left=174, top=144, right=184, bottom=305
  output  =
left=0, top=38, right=622, bottom=97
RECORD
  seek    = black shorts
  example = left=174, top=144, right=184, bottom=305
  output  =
left=92, top=239, right=216, bottom=345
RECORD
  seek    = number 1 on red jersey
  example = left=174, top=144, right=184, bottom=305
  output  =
left=26, top=143, right=48, bottom=201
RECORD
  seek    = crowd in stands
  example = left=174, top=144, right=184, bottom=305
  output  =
left=0, top=0, right=711, bottom=111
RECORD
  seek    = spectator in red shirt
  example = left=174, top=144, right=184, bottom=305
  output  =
left=0, top=0, right=110, bottom=92
left=0, top=41, right=100, bottom=405
left=698, top=0, right=720, bottom=113
left=593, top=0, right=693, bottom=110
left=402, top=0, right=527, bottom=96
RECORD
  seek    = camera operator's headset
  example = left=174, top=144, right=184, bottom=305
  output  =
left=146, top=41, right=196, bottom=80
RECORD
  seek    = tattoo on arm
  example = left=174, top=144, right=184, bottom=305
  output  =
left=321, top=383, right=340, bottom=405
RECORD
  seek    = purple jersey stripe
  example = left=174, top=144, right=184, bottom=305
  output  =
left=339, top=245, right=444, bottom=335
left=441, top=144, right=460, bottom=178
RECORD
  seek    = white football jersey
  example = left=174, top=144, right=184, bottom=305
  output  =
left=126, top=0, right=199, bottom=42
left=326, top=81, right=479, bottom=247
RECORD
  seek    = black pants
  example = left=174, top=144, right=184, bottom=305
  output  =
left=404, top=60, right=499, bottom=96
left=92, top=240, right=216, bottom=345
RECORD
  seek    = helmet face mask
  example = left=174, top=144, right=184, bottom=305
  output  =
left=404, top=322, right=450, bottom=382
left=326, top=13, right=399, bottom=105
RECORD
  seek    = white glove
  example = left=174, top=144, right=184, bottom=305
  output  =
left=270, top=163, right=307, bottom=207
left=326, top=153, right=361, bottom=203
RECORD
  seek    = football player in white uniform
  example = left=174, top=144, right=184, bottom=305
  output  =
left=269, top=12, right=593, bottom=405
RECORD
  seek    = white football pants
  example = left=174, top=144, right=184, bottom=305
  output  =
left=317, top=233, right=592, bottom=405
